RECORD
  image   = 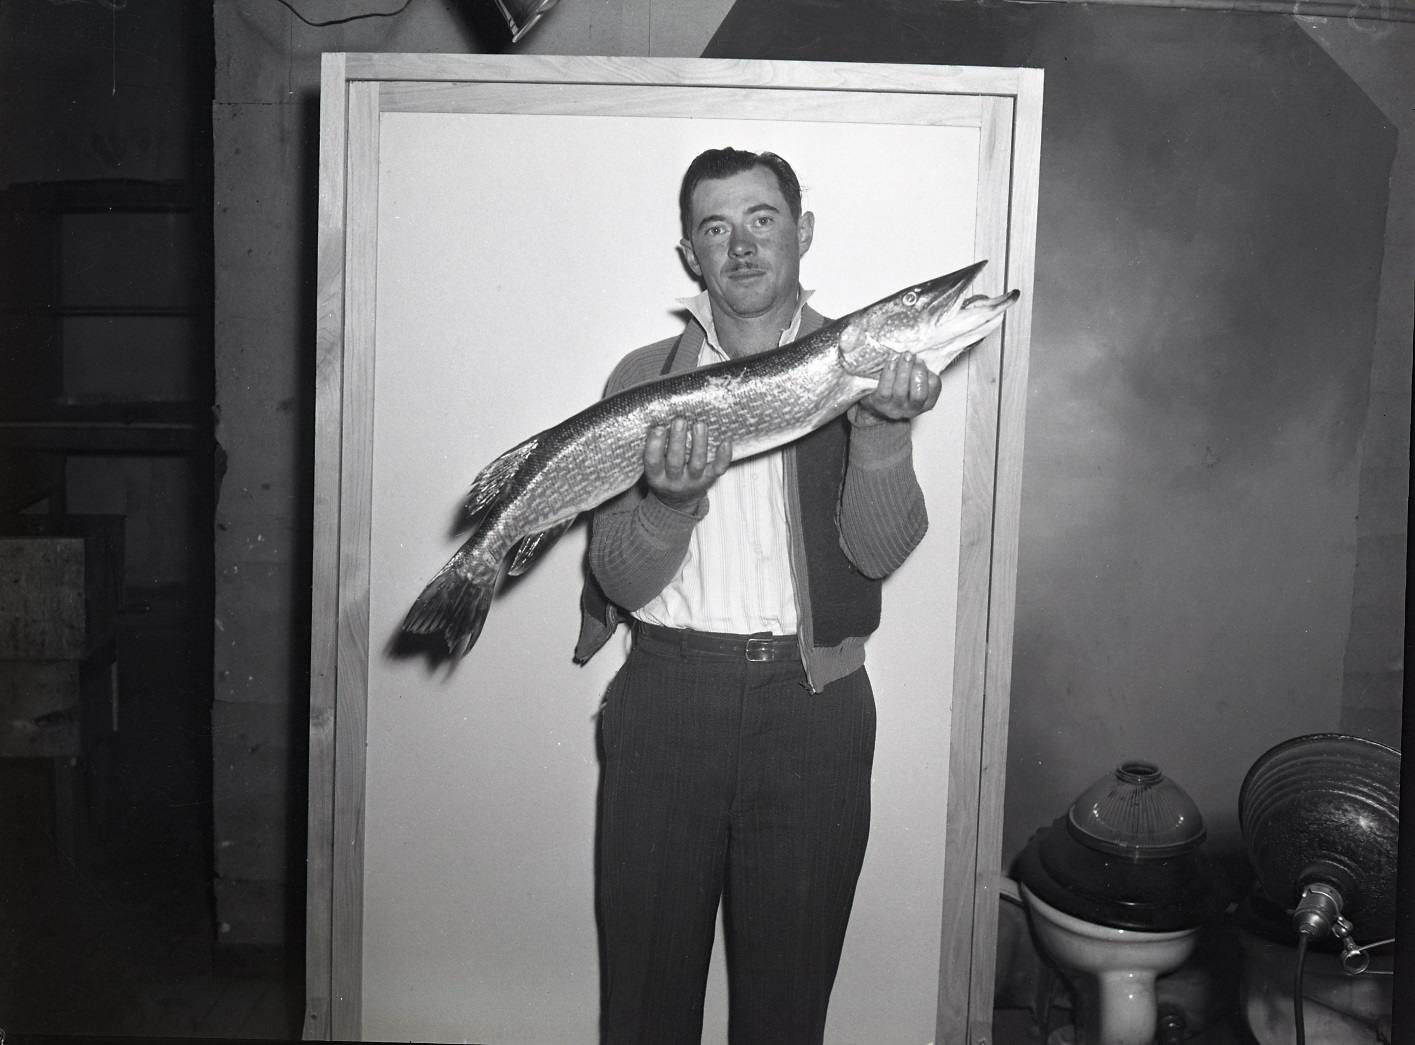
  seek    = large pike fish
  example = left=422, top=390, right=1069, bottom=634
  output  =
left=402, top=261, right=1019, bottom=657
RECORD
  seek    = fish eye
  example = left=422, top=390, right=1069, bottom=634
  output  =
left=902, top=291, right=919, bottom=307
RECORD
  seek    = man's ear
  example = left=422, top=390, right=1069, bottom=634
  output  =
left=797, top=211, right=815, bottom=258
left=678, top=237, right=702, bottom=278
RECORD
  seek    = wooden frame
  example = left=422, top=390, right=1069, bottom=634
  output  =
left=309, top=54, right=1040, bottom=1044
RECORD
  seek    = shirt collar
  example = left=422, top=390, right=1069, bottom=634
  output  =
left=679, top=287, right=815, bottom=361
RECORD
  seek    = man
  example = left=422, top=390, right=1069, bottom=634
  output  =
left=575, top=148, right=941, bottom=1044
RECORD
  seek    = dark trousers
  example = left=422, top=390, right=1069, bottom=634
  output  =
left=596, top=636, right=876, bottom=1045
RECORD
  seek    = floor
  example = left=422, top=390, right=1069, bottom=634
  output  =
left=991, top=1005, right=1255, bottom=1045
left=0, top=589, right=301, bottom=1041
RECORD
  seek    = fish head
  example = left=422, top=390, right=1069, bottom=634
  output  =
left=836, top=261, right=1020, bottom=377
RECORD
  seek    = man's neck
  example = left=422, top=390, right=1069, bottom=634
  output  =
left=710, top=291, right=801, bottom=358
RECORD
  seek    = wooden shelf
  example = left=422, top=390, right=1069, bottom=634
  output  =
left=0, top=402, right=212, bottom=453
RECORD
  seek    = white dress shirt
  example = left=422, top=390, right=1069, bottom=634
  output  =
left=631, top=290, right=813, bottom=636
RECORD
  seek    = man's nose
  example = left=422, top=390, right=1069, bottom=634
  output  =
left=728, top=228, right=754, bottom=255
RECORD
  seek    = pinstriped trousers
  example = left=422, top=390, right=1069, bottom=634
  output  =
left=595, top=640, right=876, bottom=1045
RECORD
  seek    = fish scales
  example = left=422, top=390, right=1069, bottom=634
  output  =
left=401, top=262, right=1019, bottom=658
left=483, top=339, right=846, bottom=556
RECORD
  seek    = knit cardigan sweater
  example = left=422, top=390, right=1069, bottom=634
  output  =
left=575, top=305, right=929, bottom=691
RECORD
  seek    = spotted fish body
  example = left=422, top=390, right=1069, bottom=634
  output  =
left=401, top=261, right=1019, bottom=657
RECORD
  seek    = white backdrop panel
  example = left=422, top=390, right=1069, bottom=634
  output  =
left=364, top=109, right=980, bottom=1043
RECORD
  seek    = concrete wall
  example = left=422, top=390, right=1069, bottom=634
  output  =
left=1303, top=18, right=1415, bottom=747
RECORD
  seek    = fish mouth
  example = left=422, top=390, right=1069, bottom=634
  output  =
left=908, top=260, right=990, bottom=314
left=837, top=261, right=1019, bottom=378
left=962, top=290, right=1020, bottom=310
left=909, top=262, right=1021, bottom=323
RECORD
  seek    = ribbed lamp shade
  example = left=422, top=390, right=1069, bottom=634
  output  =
left=1239, top=733, right=1400, bottom=940
left=1068, top=761, right=1208, bottom=859
left=1016, top=761, right=1227, bottom=932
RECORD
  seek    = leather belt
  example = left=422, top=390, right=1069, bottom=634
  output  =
left=633, top=622, right=800, bottom=663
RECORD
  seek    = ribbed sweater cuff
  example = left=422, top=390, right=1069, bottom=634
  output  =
left=636, top=490, right=708, bottom=544
left=847, top=415, right=915, bottom=468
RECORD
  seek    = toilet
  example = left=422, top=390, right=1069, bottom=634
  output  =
left=1021, top=883, right=1203, bottom=1045
left=1015, top=762, right=1228, bottom=1045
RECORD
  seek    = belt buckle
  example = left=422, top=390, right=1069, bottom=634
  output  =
left=744, top=635, right=778, bottom=662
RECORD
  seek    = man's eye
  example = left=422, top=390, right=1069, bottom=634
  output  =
left=752, top=215, right=774, bottom=228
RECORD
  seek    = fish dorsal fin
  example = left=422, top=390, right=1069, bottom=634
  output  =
left=507, top=518, right=575, bottom=576
left=464, top=437, right=539, bottom=518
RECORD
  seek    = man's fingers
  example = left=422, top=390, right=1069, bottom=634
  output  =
left=710, top=435, right=734, bottom=477
left=880, top=351, right=913, bottom=402
left=686, top=419, right=710, bottom=477
left=878, top=353, right=901, bottom=399
left=663, top=417, right=690, bottom=475
left=921, top=368, right=942, bottom=410
left=642, top=418, right=731, bottom=509
left=643, top=424, right=667, bottom=473
left=860, top=352, right=942, bottom=422
left=905, top=358, right=937, bottom=407
left=645, top=417, right=723, bottom=478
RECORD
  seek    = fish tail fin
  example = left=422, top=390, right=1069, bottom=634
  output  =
left=401, top=560, right=498, bottom=658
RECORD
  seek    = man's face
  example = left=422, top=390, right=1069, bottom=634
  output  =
left=679, top=166, right=814, bottom=323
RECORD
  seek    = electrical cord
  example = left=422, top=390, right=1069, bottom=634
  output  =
left=1293, top=932, right=1309, bottom=1045
left=1289, top=881, right=1344, bottom=1045
left=269, top=0, right=414, bottom=27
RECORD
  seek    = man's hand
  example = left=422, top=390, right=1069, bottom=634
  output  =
left=856, top=351, right=942, bottom=424
left=644, top=416, right=733, bottom=511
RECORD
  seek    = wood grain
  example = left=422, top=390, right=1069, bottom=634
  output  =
left=935, top=93, right=1012, bottom=1045
left=304, top=51, right=346, bottom=1043
left=345, top=53, right=1033, bottom=95
left=330, top=76, right=381, bottom=1043
left=379, top=81, right=986, bottom=127
left=970, top=77, right=1045, bottom=1045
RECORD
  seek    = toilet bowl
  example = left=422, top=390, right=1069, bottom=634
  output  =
left=1015, top=762, right=1228, bottom=1045
left=1022, top=883, right=1202, bottom=1045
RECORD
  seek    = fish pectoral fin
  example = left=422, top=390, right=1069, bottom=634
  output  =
left=507, top=517, right=576, bottom=576
left=464, top=437, right=540, bottom=518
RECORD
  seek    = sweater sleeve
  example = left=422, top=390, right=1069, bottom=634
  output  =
left=585, top=340, right=700, bottom=611
left=587, top=485, right=703, bottom=611
left=837, top=410, right=929, bottom=578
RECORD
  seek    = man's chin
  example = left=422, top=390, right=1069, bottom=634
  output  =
left=717, top=286, right=782, bottom=319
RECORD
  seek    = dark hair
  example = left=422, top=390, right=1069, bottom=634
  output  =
left=678, top=148, right=803, bottom=239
